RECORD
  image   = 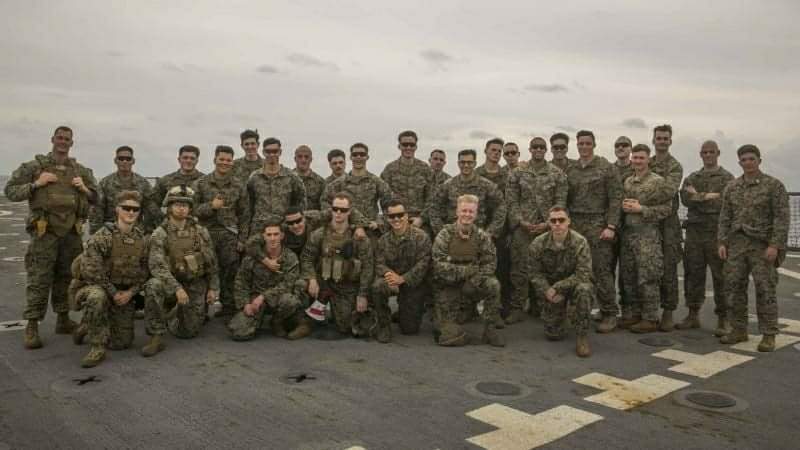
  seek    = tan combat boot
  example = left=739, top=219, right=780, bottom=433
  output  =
left=618, top=313, right=639, bottom=330
left=141, top=335, right=165, bottom=357
left=504, top=309, right=526, bottom=326
left=482, top=324, right=506, bottom=347
left=287, top=317, right=313, bottom=341
left=719, top=329, right=748, bottom=345
left=55, top=312, right=77, bottom=334
left=675, top=308, right=700, bottom=330
left=271, top=315, right=288, bottom=338
left=713, top=316, right=731, bottom=337
left=757, top=335, right=776, bottom=352
left=576, top=334, right=591, bottom=358
left=596, top=314, right=617, bottom=333
left=73, top=322, right=88, bottom=345
left=24, top=320, right=43, bottom=349
left=659, top=310, right=675, bottom=332
left=81, top=345, right=106, bottom=368
left=630, top=319, right=658, bottom=334
left=438, top=323, right=467, bottom=347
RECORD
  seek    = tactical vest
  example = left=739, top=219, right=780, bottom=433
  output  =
left=319, top=228, right=361, bottom=283
left=167, top=225, right=206, bottom=281
left=448, top=231, right=479, bottom=264
left=30, top=159, right=89, bottom=237
left=109, top=230, right=148, bottom=287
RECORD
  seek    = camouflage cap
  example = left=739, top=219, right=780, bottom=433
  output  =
left=163, top=184, right=195, bottom=207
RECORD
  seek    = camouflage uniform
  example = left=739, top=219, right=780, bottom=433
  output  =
left=4, top=153, right=97, bottom=321
left=475, top=165, right=512, bottom=307
left=90, top=172, right=160, bottom=234
left=232, top=156, right=263, bottom=185
left=243, top=166, right=307, bottom=239
left=322, top=171, right=393, bottom=223
left=74, top=224, right=150, bottom=349
left=192, top=172, right=249, bottom=312
left=680, top=166, right=735, bottom=317
left=565, top=156, right=622, bottom=316
left=649, top=154, right=683, bottom=311
left=373, top=226, right=431, bottom=334
left=506, top=161, right=568, bottom=313
left=295, top=169, right=326, bottom=211
left=529, top=230, right=594, bottom=338
left=228, top=249, right=302, bottom=340
left=620, top=172, right=673, bottom=321
left=551, top=158, right=573, bottom=174
left=718, top=173, right=789, bottom=335
left=430, top=170, right=451, bottom=191
left=614, top=161, right=635, bottom=314
left=380, top=158, right=433, bottom=219
left=428, top=175, right=506, bottom=238
left=150, top=169, right=204, bottom=224
left=145, top=217, right=219, bottom=338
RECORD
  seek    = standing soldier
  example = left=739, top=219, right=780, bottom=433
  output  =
left=233, top=129, right=263, bottom=184
left=529, top=207, right=593, bottom=357
left=502, top=142, right=524, bottom=171
left=677, top=141, right=735, bottom=335
left=192, top=146, right=249, bottom=318
left=718, top=145, right=789, bottom=352
left=612, top=136, right=636, bottom=327
left=505, top=137, right=568, bottom=324
left=549, top=133, right=573, bottom=173
left=150, top=145, right=205, bottom=224
left=71, top=191, right=149, bottom=367
left=565, top=130, right=622, bottom=333
left=90, top=146, right=159, bottom=234
left=325, top=149, right=347, bottom=183
left=620, top=145, right=673, bottom=333
left=4, top=126, right=98, bottom=349
left=142, top=186, right=219, bottom=356
left=380, top=130, right=432, bottom=228
left=476, top=138, right=510, bottom=194
left=649, top=124, right=683, bottom=331
left=432, top=194, right=504, bottom=347
left=372, top=199, right=432, bottom=336
left=428, top=149, right=451, bottom=189
left=293, top=145, right=326, bottom=210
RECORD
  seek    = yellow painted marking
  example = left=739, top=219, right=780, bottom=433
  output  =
left=652, top=349, right=753, bottom=379
left=730, top=334, right=800, bottom=353
left=466, top=403, right=602, bottom=450
left=573, top=373, right=690, bottom=410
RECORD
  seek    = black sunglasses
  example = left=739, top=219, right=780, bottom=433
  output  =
left=549, top=217, right=567, bottom=224
left=530, top=145, right=547, bottom=150
left=503, top=151, right=519, bottom=156
left=387, top=212, right=407, bottom=220
left=400, top=143, right=416, bottom=148
left=120, top=205, right=141, bottom=213
left=285, top=217, right=303, bottom=226
left=615, top=142, right=631, bottom=148
left=332, top=207, right=350, bottom=213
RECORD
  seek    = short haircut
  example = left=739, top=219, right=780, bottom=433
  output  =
left=179, top=145, right=200, bottom=157
left=263, top=137, right=281, bottom=148
left=631, top=144, right=651, bottom=155
left=53, top=125, right=73, bottom=136
left=240, top=129, right=259, bottom=143
left=653, top=124, right=673, bottom=137
left=263, top=218, right=284, bottom=231
left=327, top=149, right=346, bottom=161
left=701, top=140, right=719, bottom=151
left=284, top=205, right=304, bottom=217
left=530, top=137, right=547, bottom=147
left=350, top=142, right=369, bottom=153
left=333, top=191, right=354, bottom=206
left=430, top=149, right=446, bottom=158
left=457, top=149, right=477, bottom=160
left=576, top=130, right=595, bottom=144
left=295, top=145, right=312, bottom=154
left=457, top=194, right=479, bottom=207
left=615, top=135, right=632, bottom=144
left=550, top=133, right=569, bottom=144
left=548, top=206, right=569, bottom=216
left=504, top=142, right=518, bottom=149
left=116, top=190, right=142, bottom=205
left=215, top=145, right=235, bottom=157
left=116, top=146, right=134, bottom=156
left=385, top=199, right=405, bottom=210
left=398, top=130, right=418, bottom=142
left=737, top=144, right=761, bottom=159
left=485, top=137, right=505, bottom=149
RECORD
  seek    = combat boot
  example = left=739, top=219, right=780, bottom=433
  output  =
left=482, top=324, right=506, bottom=347
left=659, top=310, right=675, bottom=332
left=713, top=316, right=731, bottom=337
left=596, top=315, right=617, bottom=333
left=81, top=345, right=106, bottom=368
left=438, top=323, right=467, bottom=347
left=287, top=317, right=313, bottom=340
left=618, top=313, right=639, bottom=330
left=271, top=315, right=288, bottom=338
left=72, top=322, right=88, bottom=345
left=504, top=309, right=526, bottom=326
left=55, top=312, right=77, bottom=334
left=375, top=324, right=392, bottom=344
left=576, top=334, right=591, bottom=358
left=141, top=335, right=165, bottom=357
left=675, top=308, right=700, bottom=330
left=24, top=320, right=43, bottom=349
left=630, top=319, right=658, bottom=334
left=719, top=329, right=748, bottom=345
left=757, top=335, right=776, bottom=352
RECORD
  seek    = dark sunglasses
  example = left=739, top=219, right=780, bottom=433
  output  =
left=400, top=143, right=416, bottom=148
left=549, top=217, right=567, bottom=224
left=120, top=205, right=141, bottom=213
left=615, top=142, right=631, bottom=148
left=530, top=145, right=546, bottom=150
left=551, top=145, right=567, bottom=151
left=332, top=207, right=350, bottom=213
left=285, top=217, right=304, bottom=226
left=387, top=212, right=406, bottom=220
left=116, top=156, right=133, bottom=162
left=503, top=151, right=519, bottom=156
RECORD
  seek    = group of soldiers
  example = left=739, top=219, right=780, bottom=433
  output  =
left=4, top=124, right=790, bottom=367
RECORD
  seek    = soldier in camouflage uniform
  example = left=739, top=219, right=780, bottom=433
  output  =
left=4, top=126, right=98, bottom=349
left=612, top=137, right=636, bottom=327
left=718, top=145, right=789, bottom=352
left=90, top=146, right=160, bottom=234
left=429, top=149, right=506, bottom=239
left=142, top=185, right=219, bottom=356
left=549, top=133, right=574, bottom=173
left=432, top=194, right=504, bottom=347
left=677, top=140, right=735, bottom=335
left=242, top=137, right=307, bottom=240
left=71, top=191, right=150, bottom=367
left=565, top=130, right=622, bottom=333
left=372, top=199, right=432, bottom=336
left=620, top=145, right=674, bottom=333
left=529, top=207, right=593, bottom=357
left=380, top=130, right=433, bottom=228
left=150, top=145, right=205, bottom=224
left=233, top=129, right=264, bottom=184
left=649, top=124, right=684, bottom=330
left=301, top=193, right=385, bottom=341
left=505, top=137, right=568, bottom=324
left=228, top=219, right=311, bottom=341
left=293, top=145, right=326, bottom=210
left=502, top=142, right=524, bottom=171
left=325, top=149, right=347, bottom=183
left=192, top=146, right=249, bottom=317
left=428, top=149, right=451, bottom=190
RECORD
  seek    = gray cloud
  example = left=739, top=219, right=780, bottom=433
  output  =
left=256, top=64, right=279, bottom=74
left=621, top=118, right=647, bottom=129
left=469, top=130, right=495, bottom=140
left=420, top=49, right=454, bottom=71
left=523, top=83, right=569, bottom=93
left=286, top=53, right=339, bottom=71
left=556, top=125, right=577, bottom=133
left=161, top=62, right=201, bottom=73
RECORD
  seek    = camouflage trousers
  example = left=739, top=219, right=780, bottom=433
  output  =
left=323, top=282, right=387, bottom=336
left=77, top=285, right=135, bottom=348
left=372, top=278, right=426, bottom=335
left=433, top=276, right=501, bottom=328
left=541, top=282, right=593, bottom=338
left=660, top=215, right=683, bottom=311
left=724, top=234, right=779, bottom=335
left=23, top=230, right=83, bottom=320
left=612, top=229, right=631, bottom=314
left=571, top=214, right=617, bottom=315
left=683, top=225, right=727, bottom=316
left=620, top=225, right=664, bottom=322
left=228, top=292, right=302, bottom=341
left=209, top=229, right=240, bottom=312
left=509, top=227, right=541, bottom=313
left=144, top=278, right=208, bottom=338
left=495, top=234, right=512, bottom=312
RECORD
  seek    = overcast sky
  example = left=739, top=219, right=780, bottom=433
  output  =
left=1, top=0, right=798, bottom=188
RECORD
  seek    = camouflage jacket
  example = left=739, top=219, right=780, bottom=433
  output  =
left=380, top=157, right=433, bottom=216
left=565, top=156, right=622, bottom=227
left=649, top=152, right=683, bottom=214
left=718, top=172, right=790, bottom=249
left=243, top=166, right=307, bottom=239
left=81, top=224, right=150, bottom=297
left=506, top=161, right=568, bottom=229
left=680, top=166, right=735, bottom=228
left=550, top=158, right=574, bottom=173
left=294, top=169, right=326, bottom=210
left=234, top=248, right=299, bottom=309
left=192, top=172, right=249, bottom=241
left=322, top=171, right=393, bottom=221
left=528, top=229, right=593, bottom=297
left=622, top=171, right=674, bottom=228
left=475, top=164, right=510, bottom=197
left=430, top=170, right=451, bottom=190
left=374, top=226, right=431, bottom=289
left=301, top=225, right=374, bottom=297
left=432, top=223, right=496, bottom=285
left=90, top=171, right=159, bottom=234
left=151, top=169, right=204, bottom=210
left=428, top=174, right=506, bottom=238
left=149, top=218, right=219, bottom=293
left=615, top=161, right=635, bottom=184
left=232, top=156, right=263, bottom=184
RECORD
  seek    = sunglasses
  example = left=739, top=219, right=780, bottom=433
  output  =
left=530, top=145, right=546, bottom=150
left=387, top=212, right=406, bottom=220
left=285, top=217, right=303, bottom=226
left=549, top=217, right=567, bottom=224
left=400, top=143, right=416, bottom=148
left=120, top=205, right=141, bottom=213
left=551, top=145, right=567, bottom=151
left=116, top=156, right=133, bottom=162
left=503, top=151, right=519, bottom=156
left=351, top=152, right=368, bottom=158
left=332, top=207, right=350, bottom=213
left=615, top=142, right=631, bottom=148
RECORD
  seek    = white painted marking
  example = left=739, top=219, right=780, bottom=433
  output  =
left=778, top=267, right=800, bottom=280
left=705, top=290, right=715, bottom=297
left=344, top=447, right=367, bottom=450
left=0, top=210, right=11, bottom=217
left=0, top=320, right=28, bottom=332
left=730, top=334, right=800, bottom=353
left=0, top=247, right=5, bottom=251
left=678, top=276, right=684, bottom=281
left=0, top=233, right=20, bottom=236
left=10, top=223, right=25, bottom=227
left=19, top=240, right=29, bottom=244
left=786, top=253, right=800, bottom=258
left=794, top=293, right=800, bottom=298
left=573, top=373, right=690, bottom=410
left=466, top=403, right=602, bottom=450
left=2, top=257, right=24, bottom=262
left=652, top=349, right=753, bottom=379
left=748, top=314, right=800, bottom=335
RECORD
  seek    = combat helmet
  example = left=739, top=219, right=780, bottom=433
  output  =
left=163, top=185, right=195, bottom=208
